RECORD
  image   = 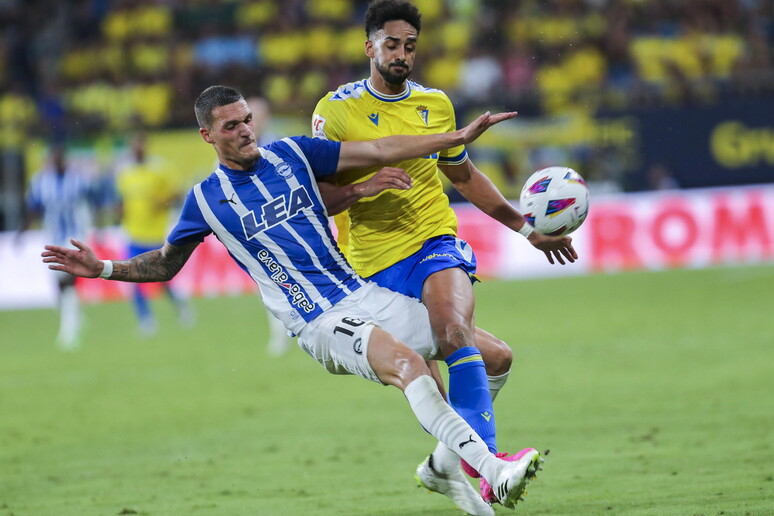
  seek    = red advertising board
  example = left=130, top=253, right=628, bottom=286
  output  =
left=2, top=184, right=772, bottom=310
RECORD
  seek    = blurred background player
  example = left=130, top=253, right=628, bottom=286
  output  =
left=115, top=132, right=194, bottom=336
left=247, top=96, right=294, bottom=356
left=19, top=145, right=96, bottom=350
left=312, top=0, right=576, bottom=508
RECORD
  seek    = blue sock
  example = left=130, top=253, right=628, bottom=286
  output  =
left=445, top=346, right=497, bottom=453
left=133, top=286, right=151, bottom=322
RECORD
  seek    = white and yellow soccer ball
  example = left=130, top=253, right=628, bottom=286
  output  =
left=519, top=166, right=589, bottom=236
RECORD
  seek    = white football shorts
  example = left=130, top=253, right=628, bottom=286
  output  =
left=297, top=281, right=438, bottom=383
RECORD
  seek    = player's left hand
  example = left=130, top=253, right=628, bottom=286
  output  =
left=528, top=233, right=578, bottom=265
left=458, top=111, right=518, bottom=144
left=353, top=167, right=413, bottom=198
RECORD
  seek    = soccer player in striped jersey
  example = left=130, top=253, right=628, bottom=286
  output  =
left=312, top=0, right=576, bottom=510
left=42, top=85, right=541, bottom=511
left=22, top=145, right=97, bottom=350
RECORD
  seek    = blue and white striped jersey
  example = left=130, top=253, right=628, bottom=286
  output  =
left=27, top=167, right=95, bottom=246
left=167, top=136, right=366, bottom=334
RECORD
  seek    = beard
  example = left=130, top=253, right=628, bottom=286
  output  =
left=375, top=59, right=412, bottom=85
left=224, top=142, right=260, bottom=169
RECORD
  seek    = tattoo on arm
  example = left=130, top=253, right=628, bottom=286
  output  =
left=111, top=242, right=198, bottom=282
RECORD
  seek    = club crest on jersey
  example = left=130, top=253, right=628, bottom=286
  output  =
left=368, top=113, right=379, bottom=126
left=240, top=185, right=314, bottom=240
left=275, top=161, right=292, bottom=178
left=416, top=105, right=429, bottom=125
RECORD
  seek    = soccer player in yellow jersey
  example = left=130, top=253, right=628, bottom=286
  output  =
left=116, top=132, right=194, bottom=335
left=312, top=1, right=577, bottom=512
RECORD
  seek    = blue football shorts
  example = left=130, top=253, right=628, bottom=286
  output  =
left=366, top=235, right=478, bottom=300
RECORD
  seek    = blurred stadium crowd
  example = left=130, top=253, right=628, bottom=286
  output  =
left=1, top=0, right=773, bottom=230
left=2, top=0, right=772, bottom=137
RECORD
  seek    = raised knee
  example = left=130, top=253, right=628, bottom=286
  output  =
left=375, top=345, right=430, bottom=391
left=394, top=350, right=430, bottom=387
left=485, top=338, right=513, bottom=376
left=437, top=322, right=475, bottom=354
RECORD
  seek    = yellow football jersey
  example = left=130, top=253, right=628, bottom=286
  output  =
left=116, top=160, right=177, bottom=245
left=312, top=79, right=467, bottom=278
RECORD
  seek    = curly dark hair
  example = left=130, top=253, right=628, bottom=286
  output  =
left=364, top=0, right=422, bottom=39
left=194, top=85, right=244, bottom=129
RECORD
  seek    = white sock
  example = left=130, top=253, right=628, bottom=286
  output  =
left=430, top=368, right=513, bottom=472
left=58, top=286, right=80, bottom=347
left=488, top=369, right=510, bottom=402
left=429, top=441, right=460, bottom=473
left=404, top=375, right=501, bottom=484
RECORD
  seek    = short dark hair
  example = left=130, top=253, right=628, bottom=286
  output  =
left=194, top=85, right=244, bottom=129
left=364, top=0, right=421, bottom=39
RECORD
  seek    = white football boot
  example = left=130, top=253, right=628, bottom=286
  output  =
left=415, top=454, right=495, bottom=516
left=490, top=448, right=543, bottom=509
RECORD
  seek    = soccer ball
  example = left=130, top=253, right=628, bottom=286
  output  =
left=519, top=166, right=589, bottom=236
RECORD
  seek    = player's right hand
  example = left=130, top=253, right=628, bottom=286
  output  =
left=353, top=167, right=413, bottom=199
left=528, top=233, right=578, bottom=265
left=41, top=238, right=103, bottom=278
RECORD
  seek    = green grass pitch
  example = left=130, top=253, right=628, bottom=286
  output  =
left=1, top=265, right=772, bottom=515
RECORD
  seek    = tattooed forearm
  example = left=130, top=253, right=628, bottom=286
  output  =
left=110, top=243, right=197, bottom=282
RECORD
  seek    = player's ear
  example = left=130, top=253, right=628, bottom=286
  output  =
left=365, top=39, right=374, bottom=58
left=200, top=127, right=214, bottom=144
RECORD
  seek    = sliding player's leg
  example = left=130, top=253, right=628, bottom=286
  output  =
left=366, top=236, right=501, bottom=459
left=296, top=285, right=538, bottom=511
left=429, top=327, right=514, bottom=478
left=366, top=326, right=541, bottom=510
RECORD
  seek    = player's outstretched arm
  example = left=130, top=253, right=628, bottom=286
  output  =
left=442, top=160, right=578, bottom=265
left=42, top=238, right=199, bottom=282
left=318, top=166, right=413, bottom=215
left=336, top=111, right=517, bottom=171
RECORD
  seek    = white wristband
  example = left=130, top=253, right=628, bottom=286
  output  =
left=518, top=223, right=534, bottom=238
left=99, top=259, right=113, bottom=279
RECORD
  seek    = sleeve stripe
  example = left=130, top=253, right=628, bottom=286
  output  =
left=438, top=149, right=468, bottom=165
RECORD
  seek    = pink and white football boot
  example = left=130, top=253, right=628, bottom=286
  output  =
left=480, top=448, right=543, bottom=507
